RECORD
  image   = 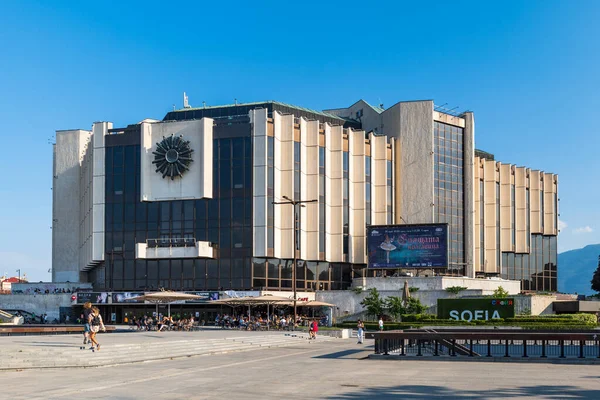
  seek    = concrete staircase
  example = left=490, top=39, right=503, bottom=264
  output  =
left=0, top=332, right=336, bottom=370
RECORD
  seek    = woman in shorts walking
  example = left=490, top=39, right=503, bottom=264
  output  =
left=88, top=307, right=106, bottom=351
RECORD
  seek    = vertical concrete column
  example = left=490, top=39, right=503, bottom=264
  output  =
left=370, top=133, right=387, bottom=225
left=251, top=108, right=268, bottom=257
left=543, top=172, right=555, bottom=235
left=325, top=124, right=343, bottom=262
left=474, top=157, right=482, bottom=273
left=349, top=129, right=366, bottom=264
left=553, top=175, right=559, bottom=235
left=274, top=112, right=294, bottom=259
left=91, top=122, right=110, bottom=266
left=515, top=167, right=527, bottom=253
left=398, top=101, right=434, bottom=223
left=300, top=119, right=319, bottom=260
left=463, top=112, right=475, bottom=278
left=529, top=170, right=541, bottom=234
left=499, top=163, right=512, bottom=252
left=483, top=160, right=497, bottom=273
left=394, top=138, right=402, bottom=224
left=52, top=129, right=91, bottom=282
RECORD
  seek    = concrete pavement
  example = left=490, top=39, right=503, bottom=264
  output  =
left=1, top=332, right=600, bottom=399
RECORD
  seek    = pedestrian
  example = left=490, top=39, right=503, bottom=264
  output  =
left=80, top=302, right=93, bottom=349
left=310, top=320, right=319, bottom=340
left=88, top=307, right=106, bottom=351
left=378, top=316, right=384, bottom=331
left=357, top=319, right=365, bottom=344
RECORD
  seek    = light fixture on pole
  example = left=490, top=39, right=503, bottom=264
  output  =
left=272, top=195, right=317, bottom=330
left=16, top=269, right=21, bottom=282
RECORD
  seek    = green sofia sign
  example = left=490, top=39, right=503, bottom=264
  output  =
left=438, top=298, right=515, bottom=321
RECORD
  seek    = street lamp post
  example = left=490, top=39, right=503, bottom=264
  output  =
left=16, top=269, right=21, bottom=282
left=272, top=195, right=317, bottom=330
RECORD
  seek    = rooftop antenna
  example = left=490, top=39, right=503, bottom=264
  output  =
left=183, top=92, right=191, bottom=109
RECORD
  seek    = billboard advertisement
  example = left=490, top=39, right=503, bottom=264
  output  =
left=367, top=224, right=449, bottom=268
left=112, top=292, right=144, bottom=303
left=437, top=298, right=515, bottom=321
left=183, top=292, right=219, bottom=303
left=76, top=292, right=110, bottom=304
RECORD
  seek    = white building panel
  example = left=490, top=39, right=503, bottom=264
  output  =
left=136, top=242, right=215, bottom=259
left=300, top=119, right=319, bottom=261
left=325, top=124, right=343, bottom=262
left=370, top=133, right=387, bottom=225
left=140, top=118, right=213, bottom=202
left=274, top=112, right=294, bottom=259
left=349, top=129, right=366, bottom=264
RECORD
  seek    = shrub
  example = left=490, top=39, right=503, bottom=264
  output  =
left=384, top=296, right=405, bottom=322
left=408, top=287, right=420, bottom=293
left=492, top=286, right=509, bottom=298
left=445, top=286, right=468, bottom=295
left=350, top=286, right=364, bottom=295
left=360, top=288, right=385, bottom=319
left=405, top=297, right=427, bottom=314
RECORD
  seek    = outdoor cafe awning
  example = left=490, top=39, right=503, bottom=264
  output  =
left=129, top=291, right=203, bottom=304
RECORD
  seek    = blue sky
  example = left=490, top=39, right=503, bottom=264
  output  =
left=0, top=1, right=599, bottom=282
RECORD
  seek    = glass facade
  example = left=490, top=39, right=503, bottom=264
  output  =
left=98, top=133, right=254, bottom=291
left=501, top=235, right=557, bottom=291
left=252, top=258, right=352, bottom=291
left=434, top=122, right=465, bottom=274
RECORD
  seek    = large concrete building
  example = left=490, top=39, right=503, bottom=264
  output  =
left=52, top=99, right=558, bottom=294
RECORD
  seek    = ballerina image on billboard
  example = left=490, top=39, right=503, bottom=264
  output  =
left=367, top=224, right=448, bottom=269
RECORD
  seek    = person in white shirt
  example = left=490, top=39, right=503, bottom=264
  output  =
left=378, top=317, right=384, bottom=331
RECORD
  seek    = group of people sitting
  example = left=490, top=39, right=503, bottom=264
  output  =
left=215, top=313, right=322, bottom=331
left=128, top=315, right=199, bottom=332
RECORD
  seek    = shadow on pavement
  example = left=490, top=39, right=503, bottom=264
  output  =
left=314, top=349, right=369, bottom=359
left=327, top=384, right=600, bottom=399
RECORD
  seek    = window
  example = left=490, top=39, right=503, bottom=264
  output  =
left=435, top=122, right=465, bottom=273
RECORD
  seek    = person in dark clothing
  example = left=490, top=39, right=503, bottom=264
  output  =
left=80, top=302, right=92, bottom=349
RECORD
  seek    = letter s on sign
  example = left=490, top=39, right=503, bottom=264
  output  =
left=449, top=310, right=459, bottom=320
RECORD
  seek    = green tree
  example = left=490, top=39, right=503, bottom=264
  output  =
left=591, top=256, right=600, bottom=293
left=384, top=296, right=405, bottom=322
left=493, top=286, right=509, bottom=298
left=360, top=288, right=385, bottom=320
left=404, top=297, right=427, bottom=314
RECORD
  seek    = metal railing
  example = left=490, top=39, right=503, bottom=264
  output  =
left=372, top=330, right=600, bottom=360
left=146, top=238, right=197, bottom=248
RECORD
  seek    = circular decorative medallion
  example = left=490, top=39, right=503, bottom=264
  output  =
left=152, top=134, right=194, bottom=180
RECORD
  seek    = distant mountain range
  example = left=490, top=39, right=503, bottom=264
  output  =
left=558, top=244, right=600, bottom=295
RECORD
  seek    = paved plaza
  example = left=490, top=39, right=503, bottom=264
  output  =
left=1, top=331, right=600, bottom=399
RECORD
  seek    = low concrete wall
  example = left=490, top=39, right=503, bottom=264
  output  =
left=11, top=282, right=92, bottom=294
left=317, top=291, right=567, bottom=323
left=353, top=276, right=520, bottom=294
left=316, top=289, right=487, bottom=322
left=0, top=294, right=73, bottom=321
left=514, top=295, right=576, bottom=316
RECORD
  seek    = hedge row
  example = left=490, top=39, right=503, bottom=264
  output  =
left=337, top=313, right=598, bottom=330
